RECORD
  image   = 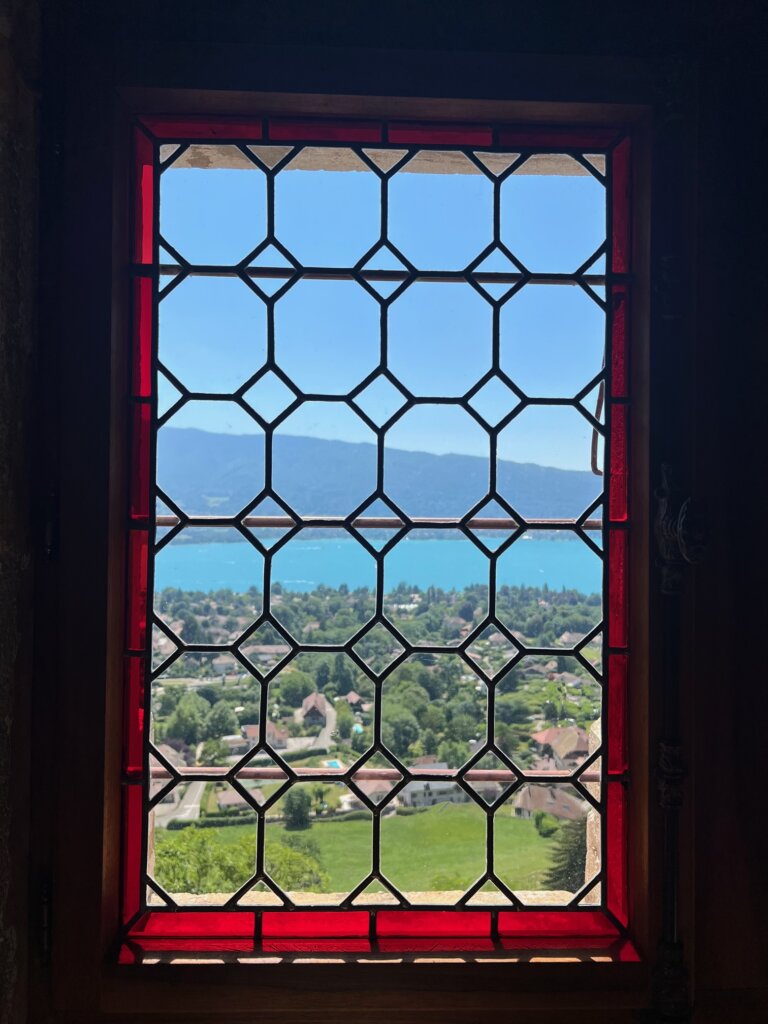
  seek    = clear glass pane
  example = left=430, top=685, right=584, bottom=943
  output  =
left=388, top=151, right=493, bottom=270
left=161, top=145, right=266, bottom=265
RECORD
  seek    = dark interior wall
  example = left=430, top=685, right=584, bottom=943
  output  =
left=1, top=2, right=766, bottom=1022
left=0, top=1, right=38, bottom=1023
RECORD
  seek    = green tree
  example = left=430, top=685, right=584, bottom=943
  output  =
left=543, top=817, right=587, bottom=892
left=315, top=662, right=331, bottom=688
left=437, top=739, right=470, bottom=768
left=196, top=684, right=221, bottom=705
left=283, top=788, right=312, bottom=830
left=198, top=738, right=228, bottom=766
left=533, top=810, right=561, bottom=838
left=279, top=670, right=316, bottom=707
left=164, top=691, right=210, bottom=745
left=154, top=827, right=253, bottom=894
left=332, top=653, right=354, bottom=694
left=264, top=841, right=329, bottom=892
left=335, top=701, right=355, bottom=740
left=421, top=727, right=438, bottom=755
left=203, top=700, right=238, bottom=740
left=382, top=708, right=420, bottom=757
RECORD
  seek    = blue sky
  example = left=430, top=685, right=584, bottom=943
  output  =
left=158, top=152, right=605, bottom=471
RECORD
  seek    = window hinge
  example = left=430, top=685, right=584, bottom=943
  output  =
left=38, top=877, right=52, bottom=965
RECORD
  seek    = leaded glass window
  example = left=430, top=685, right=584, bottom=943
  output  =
left=122, top=116, right=632, bottom=957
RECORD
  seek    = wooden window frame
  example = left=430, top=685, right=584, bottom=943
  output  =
left=33, top=45, right=668, bottom=1022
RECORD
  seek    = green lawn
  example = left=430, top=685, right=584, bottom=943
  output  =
left=160, top=802, right=555, bottom=893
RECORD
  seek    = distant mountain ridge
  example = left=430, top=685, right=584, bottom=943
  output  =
left=156, top=428, right=601, bottom=522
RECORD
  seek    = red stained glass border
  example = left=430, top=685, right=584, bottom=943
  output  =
left=267, top=119, right=381, bottom=143
left=377, top=910, right=489, bottom=937
left=123, top=656, right=145, bottom=779
left=609, top=403, right=628, bottom=523
left=498, top=911, right=619, bottom=938
left=388, top=122, right=493, bottom=146
left=132, top=128, right=154, bottom=265
left=262, top=911, right=368, bottom=938
left=122, top=784, right=143, bottom=923
left=607, top=654, right=629, bottom=775
left=141, top=116, right=264, bottom=140
left=125, top=529, right=149, bottom=652
left=611, top=136, right=631, bottom=273
left=129, top=402, right=151, bottom=521
left=132, top=276, right=153, bottom=398
left=608, top=529, right=629, bottom=650
left=498, top=127, right=620, bottom=148
left=131, top=911, right=256, bottom=937
left=611, top=284, right=629, bottom=398
left=607, top=784, right=629, bottom=926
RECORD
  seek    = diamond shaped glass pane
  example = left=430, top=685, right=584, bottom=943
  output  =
left=360, top=244, right=409, bottom=298
left=468, top=376, right=520, bottom=427
left=466, top=497, right=518, bottom=553
left=353, top=374, right=408, bottom=426
left=471, top=247, right=522, bottom=300
left=243, top=371, right=297, bottom=423
left=235, top=750, right=290, bottom=807
left=244, top=495, right=296, bottom=549
left=464, top=624, right=519, bottom=678
left=462, top=751, right=516, bottom=806
left=352, top=622, right=405, bottom=674
left=239, top=621, right=294, bottom=676
left=351, top=496, right=405, bottom=552
left=351, top=752, right=402, bottom=806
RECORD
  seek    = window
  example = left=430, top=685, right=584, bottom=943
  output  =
left=121, top=115, right=634, bottom=960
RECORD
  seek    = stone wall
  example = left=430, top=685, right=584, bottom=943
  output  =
left=0, top=1, right=39, bottom=1022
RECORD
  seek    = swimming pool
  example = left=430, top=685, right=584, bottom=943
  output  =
left=325, top=759, right=342, bottom=769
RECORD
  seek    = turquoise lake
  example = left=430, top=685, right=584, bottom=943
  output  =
left=154, top=537, right=602, bottom=595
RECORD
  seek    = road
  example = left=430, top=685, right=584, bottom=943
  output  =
left=153, top=780, right=206, bottom=829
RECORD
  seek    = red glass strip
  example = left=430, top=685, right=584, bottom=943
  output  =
left=498, top=910, right=619, bottom=938
left=129, top=402, right=151, bottom=521
left=132, top=276, right=152, bottom=399
left=498, top=127, right=619, bottom=149
left=611, top=136, right=631, bottom=273
left=122, top=784, right=143, bottom=923
left=133, top=128, right=154, bottom=265
left=609, top=403, right=628, bottom=523
left=261, top=911, right=368, bottom=938
left=388, top=122, right=492, bottom=146
left=607, top=783, right=628, bottom=926
left=608, top=653, right=629, bottom=775
left=123, top=656, right=145, bottom=778
left=131, top=910, right=256, bottom=937
left=611, top=285, right=629, bottom=398
left=376, top=911, right=490, bottom=937
left=125, top=529, right=149, bottom=652
left=264, top=939, right=371, bottom=953
left=141, top=116, right=263, bottom=141
left=608, top=529, right=628, bottom=649
left=129, top=938, right=255, bottom=954
left=268, top=119, right=381, bottom=143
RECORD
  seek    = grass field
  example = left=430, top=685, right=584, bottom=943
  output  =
left=158, top=802, right=556, bottom=893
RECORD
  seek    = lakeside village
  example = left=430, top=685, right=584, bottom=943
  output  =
left=149, top=580, right=603, bottom=899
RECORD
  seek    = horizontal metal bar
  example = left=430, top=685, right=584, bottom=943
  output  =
left=149, top=765, right=602, bottom=783
left=158, top=264, right=608, bottom=286
left=156, top=515, right=602, bottom=531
